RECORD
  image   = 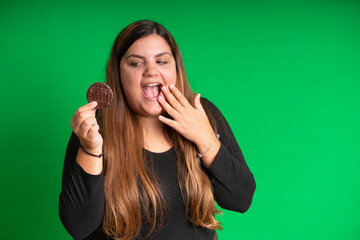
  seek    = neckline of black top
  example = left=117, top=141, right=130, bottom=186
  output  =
left=144, top=147, right=174, bottom=156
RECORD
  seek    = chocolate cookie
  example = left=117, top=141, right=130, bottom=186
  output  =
left=86, top=82, right=113, bottom=109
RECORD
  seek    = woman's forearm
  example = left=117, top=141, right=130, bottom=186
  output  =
left=76, top=146, right=104, bottom=175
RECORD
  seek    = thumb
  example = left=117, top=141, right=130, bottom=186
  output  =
left=194, top=93, right=204, bottom=112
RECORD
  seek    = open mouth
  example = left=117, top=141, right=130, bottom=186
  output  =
left=142, top=83, right=161, bottom=101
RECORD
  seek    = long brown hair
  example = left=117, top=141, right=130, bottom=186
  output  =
left=98, top=20, right=221, bottom=240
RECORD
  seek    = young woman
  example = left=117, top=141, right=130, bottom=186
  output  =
left=59, top=20, right=256, bottom=240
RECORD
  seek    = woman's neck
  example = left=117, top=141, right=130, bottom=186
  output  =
left=138, top=115, right=172, bottom=153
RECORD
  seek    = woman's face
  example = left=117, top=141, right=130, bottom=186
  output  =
left=120, top=34, right=177, bottom=117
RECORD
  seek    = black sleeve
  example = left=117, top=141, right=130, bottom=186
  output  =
left=59, top=132, right=105, bottom=240
left=201, top=98, right=256, bottom=213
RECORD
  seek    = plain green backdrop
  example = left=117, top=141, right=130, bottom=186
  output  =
left=0, top=0, right=359, bottom=239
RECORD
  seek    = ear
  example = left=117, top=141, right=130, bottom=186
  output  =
left=194, top=93, right=205, bottom=112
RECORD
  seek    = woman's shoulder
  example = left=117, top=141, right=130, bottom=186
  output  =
left=200, top=97, right=233, bottom=137
left=200, top=97, right=223, bottom=117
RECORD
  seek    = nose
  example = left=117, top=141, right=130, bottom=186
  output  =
left=143, top=61, right=159, bottom=78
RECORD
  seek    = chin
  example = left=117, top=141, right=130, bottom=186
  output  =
left=140, top=103, right=163, bottom=117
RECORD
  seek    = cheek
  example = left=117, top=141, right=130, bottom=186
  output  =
left=163, top=68, right=177, bottom=85
left=121, top=71, right=140, bottom=90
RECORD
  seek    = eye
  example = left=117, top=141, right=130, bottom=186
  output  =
left=129, top=62, right=142, bottom=67
left=157, top=60, right=168, bottom=65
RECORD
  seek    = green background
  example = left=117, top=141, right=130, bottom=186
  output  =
left=1, top=0, right=359, bottom=239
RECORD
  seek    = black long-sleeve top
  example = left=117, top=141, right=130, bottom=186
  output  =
left=59, top=98, right=256, bottom=240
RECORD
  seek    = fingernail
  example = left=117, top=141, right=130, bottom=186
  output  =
left=162, top=86, right=167, bottom=91
left=158, top=96, right=163, bottom=101
left=91, top=101, right=97, bottom=106
left=169, top=84, right=174, bottom=89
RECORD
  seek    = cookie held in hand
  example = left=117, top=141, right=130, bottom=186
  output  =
left=86, top=82, right=113, bottom=109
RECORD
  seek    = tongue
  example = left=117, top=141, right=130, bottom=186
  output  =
left=143, top=85, right=160, bottom=98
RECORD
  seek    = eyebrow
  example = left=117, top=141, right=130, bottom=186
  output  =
left=125, top=52, right=172, bottom=60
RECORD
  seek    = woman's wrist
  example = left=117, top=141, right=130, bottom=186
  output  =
left=195, top=131, right=221, bottom=167
left=198, top=134, right=220, bottom=158
left=77, top=146, right=104, bottom=175
left=198, top=140, right=221, bottom=167
left=195, top=131, right=217, bottom=153
left=79, top=140, right=103, bottom=155
left=80, top=145, right=104, bottom=158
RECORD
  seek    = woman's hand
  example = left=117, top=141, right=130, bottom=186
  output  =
left=157, top=84, right=217, bottom=153
left=70, top=101, right=103, bottom=153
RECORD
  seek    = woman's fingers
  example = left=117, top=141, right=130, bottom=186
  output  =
left=72, top=110, right=96, bottom=134
left=158, top=92, right=180, bottom=119
left=158, top=115, right=178, bottom=130
left=87, top=123, right=100, bottom=139
left=70, top=101, right=103, bottom=150
left=160, top=85, right=183, bottom=112
left=71, top=102, right=97, bottom=133
left=78, top=101, right=97, bottom=113
left=157, top=85, right=214, bottom=145
left=158, top=84, right=195, bottom=118
left=72, top=101, right=97, bottom=122
left=193, top=93, right=205, bottom=112
left=168, top=84, right=191, bottom=108
left=78, top=116, right=98, bottom=139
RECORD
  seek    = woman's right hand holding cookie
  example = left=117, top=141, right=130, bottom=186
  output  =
left=71, top=101, right=103, bottom=174
left=71, top=101, right=103, bottom=154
